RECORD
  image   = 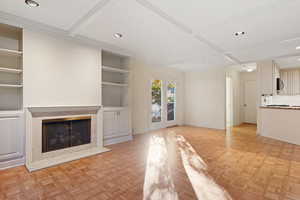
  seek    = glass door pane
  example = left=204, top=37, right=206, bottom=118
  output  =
left=151, top=80, right=162, bottom=123
left=167, top=83, right=176, bottom=121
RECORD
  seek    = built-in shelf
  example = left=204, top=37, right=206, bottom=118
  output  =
left=0, top=48, right=22, bottom=57
left=102, top=66, right=129, bottom=74
left=0, top=84, right=23, bottom=88
left=102, top=81, right=128, bottom=87
left=0, top=110, right=24, bottom=115
left=103, top=106, right=128, bottom=111
left=0, top=67, right=22, bottom=74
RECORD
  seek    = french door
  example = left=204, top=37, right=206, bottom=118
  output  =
left=151, top=80, right=177, bottom=130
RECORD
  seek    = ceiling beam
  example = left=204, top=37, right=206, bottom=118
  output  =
left=0, top=10, right=132, bottom=56
left=68, top=0, right=112, bottom=36
left=135, top=0, right=241, bottom=65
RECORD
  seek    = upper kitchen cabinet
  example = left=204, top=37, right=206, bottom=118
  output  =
left=258, top=60, right=274, bottom=95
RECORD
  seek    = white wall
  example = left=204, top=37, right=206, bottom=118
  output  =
left=184, top=69, right=226, bottom=130
left=131, top=59, right=184, bottom=134
left=23, top=30, right=100, bottom=107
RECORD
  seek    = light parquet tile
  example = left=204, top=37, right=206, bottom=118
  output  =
left=0, top=124, right=300, bottom=200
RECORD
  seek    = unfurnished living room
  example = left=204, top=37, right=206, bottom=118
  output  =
left=1, top=1, right=300, bottom=200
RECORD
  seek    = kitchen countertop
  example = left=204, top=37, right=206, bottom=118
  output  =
left=260, top=105, right=300, bottom=110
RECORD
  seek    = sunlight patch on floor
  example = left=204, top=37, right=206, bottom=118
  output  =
left=143, top=135, right=179, bottom=200
left=176, top=135, right=232, bottom=200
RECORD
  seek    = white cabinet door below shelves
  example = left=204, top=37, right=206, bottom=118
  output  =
left=118, top=109, right=130, bottom=134
left=103, top=111, right=117, bottom=137
left=0, top=117, right=23, bottom=161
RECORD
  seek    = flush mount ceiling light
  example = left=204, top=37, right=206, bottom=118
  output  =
left=25, top=0, right=39, bottom=7
left=234, top=31, right=245, bottom=36
left=113, top=33, right=123, bottom=39
left=247, top=68, right=254, bottom=72
left=296, top=46, right=300, bottom=50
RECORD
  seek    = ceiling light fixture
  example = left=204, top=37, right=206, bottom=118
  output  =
left=113, top=33, right=123, bottom=39
left=247, top=68, right=254, bottom=72
left=25, top=0, right=39, bottom=7
left=296, top=46, right=300, bottom=50
left=234, top=31, right=245, bottom=36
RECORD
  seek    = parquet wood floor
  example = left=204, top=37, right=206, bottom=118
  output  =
left=0, top=124, right=300, bottom=200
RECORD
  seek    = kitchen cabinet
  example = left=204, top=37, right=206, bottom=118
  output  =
left=259, top=60, right=274, bottom=95
left=0, top=111, right=24, bottom=169
left=103, top=108, right=131, bottom=145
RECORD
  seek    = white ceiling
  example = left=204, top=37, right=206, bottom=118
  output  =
left=0, top=0, right=300, bottom=71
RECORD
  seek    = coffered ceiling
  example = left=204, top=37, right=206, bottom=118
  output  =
left=0, top=0, right=300, bottom=71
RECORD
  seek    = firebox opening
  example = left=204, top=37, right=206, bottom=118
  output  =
left=42, top=117, right=91, bottom=153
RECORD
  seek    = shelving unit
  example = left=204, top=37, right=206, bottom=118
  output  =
left=0, top=48, right=22, bottom=57
left=101, top=50, right=132, bottom=146
left=102, top=66, right=129, bottom=74
left=102, top=51, right=130, bottom=108
left=0, top=84, right=23, bottom=88
left=0, top=67, right=22, bottom=74
left=0, top=23, right=24, bottom=170
left=0, top=23, right=23, bottom=111
left=102, top=81, right=128, bottom=87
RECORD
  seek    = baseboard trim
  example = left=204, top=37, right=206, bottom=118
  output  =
left=183, top=123, right=226, bottom=131
left=0, top=157, right=25, bottom=170
left=104, top=135, right=133, bottom=146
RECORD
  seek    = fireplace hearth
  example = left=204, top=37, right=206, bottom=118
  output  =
left=42, top=117, right=91, bottom=153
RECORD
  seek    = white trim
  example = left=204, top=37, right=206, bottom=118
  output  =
left=0, top=157, right=25, bottom=170
left=104, top=135, right=133, bottom=146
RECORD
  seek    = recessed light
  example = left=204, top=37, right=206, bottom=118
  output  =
left=234, top=31, right=245, bottom=36
left=25, top=0, right=39, bottom=7
left=113, top=33, right=123, bottom=38
left=296, top=46, right=300, bottom=50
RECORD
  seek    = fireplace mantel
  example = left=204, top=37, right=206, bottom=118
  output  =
left=27, top=106, right=101, bottom=117
left=25, top=106, right=109, bottom=171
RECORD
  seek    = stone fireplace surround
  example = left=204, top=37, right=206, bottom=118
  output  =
left=25, top=106, right=109, bottom=171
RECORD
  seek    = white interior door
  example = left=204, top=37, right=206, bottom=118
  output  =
left=244, top=81, right=257, bottom=124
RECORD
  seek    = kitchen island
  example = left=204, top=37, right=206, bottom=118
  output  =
left=260, top=106, right=300, bottom=145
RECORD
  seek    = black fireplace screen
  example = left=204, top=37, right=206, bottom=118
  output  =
left=42, top=117, right=91, bottom=153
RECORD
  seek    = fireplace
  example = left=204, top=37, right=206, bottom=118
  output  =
left=42, top=117, right=91, bottom=153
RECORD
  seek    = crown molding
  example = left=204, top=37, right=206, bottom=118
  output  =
left=0, top=11, right=133, bottom=57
